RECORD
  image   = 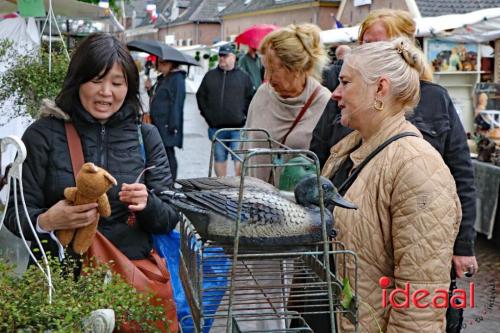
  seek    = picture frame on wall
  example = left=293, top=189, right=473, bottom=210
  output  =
left=427, top=39, right=479, bottom=73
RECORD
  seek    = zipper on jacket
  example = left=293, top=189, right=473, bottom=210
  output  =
left=98, top=125, right=106, bottom=168
left=220, top=71, right=226, bottom=116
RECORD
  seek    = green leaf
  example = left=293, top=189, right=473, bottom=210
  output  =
left=341, top=277, right=353, bottom=309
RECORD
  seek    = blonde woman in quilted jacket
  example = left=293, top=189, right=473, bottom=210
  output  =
left=321, top=38, right=461, bottom=332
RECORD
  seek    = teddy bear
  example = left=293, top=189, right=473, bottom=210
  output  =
left=56, top=162, right=117, bottom=254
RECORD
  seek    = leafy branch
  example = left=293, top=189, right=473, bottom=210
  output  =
left=0, top=40, right=69, bottom=121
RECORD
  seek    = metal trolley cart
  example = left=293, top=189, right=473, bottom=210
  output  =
left=178, top=128, right=359, bottom=333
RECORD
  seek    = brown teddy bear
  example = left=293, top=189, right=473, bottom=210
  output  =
left=57, top=162, right=117, bottom=254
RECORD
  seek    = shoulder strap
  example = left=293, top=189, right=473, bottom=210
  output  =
left=137, top=124, right=146, bottom=164
left=281, top=85, right=322, bottom=145
left=64, top=122, right=84, bottom=179
left=337, top=132, right=418, bottom=195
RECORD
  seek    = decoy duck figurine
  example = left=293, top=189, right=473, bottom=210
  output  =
left=161, top=175, right=356, bottom=248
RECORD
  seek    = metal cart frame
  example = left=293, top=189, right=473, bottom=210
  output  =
left=179, top=128, right=359, bottom=333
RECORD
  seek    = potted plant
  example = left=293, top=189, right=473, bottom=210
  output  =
left=0, top=254, right=167, bottom=332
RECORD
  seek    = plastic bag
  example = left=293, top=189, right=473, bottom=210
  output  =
left=153, top=231, right=228, bottom=333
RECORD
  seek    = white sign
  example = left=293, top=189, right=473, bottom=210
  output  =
left=354, top=0, right=372, bottom=6
left=165, top=35, right=176, bottom=46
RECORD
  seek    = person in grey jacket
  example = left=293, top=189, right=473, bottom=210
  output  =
left=196, top=43, right=255, bottom=176
left=4, top=34, right=179, bottom=262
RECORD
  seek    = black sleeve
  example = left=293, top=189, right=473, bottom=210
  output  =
left=150, top=79, right=170, bottom=118
left=167, top=74, right=186, bottom=131
left=444, top=100, right=477, bottom=256
left=4, top=120, right=56, bottom=250
left=196, top=74, right=209, bottom=121
left=136, top=125, right=179, bottom=234
left=310, top=100, right=353, bottom=168
left=321, top=60, right=342, bottom=92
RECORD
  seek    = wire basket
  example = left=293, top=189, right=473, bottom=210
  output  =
left=178, top=128, right=359, bottom=332
left=179, top=217, right=359, bottom=333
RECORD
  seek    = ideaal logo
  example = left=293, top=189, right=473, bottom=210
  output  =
left=379, top=276, right=475, bottom=309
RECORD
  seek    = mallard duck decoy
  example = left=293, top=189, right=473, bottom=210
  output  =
left=162, top=175, right=356, bottom=248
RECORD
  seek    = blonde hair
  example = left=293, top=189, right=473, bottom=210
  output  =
left=358, top=9, right=433, bottom=81
left=259, top=23, right=327, bottom=80
left=345, top=38, right=426, bottom=113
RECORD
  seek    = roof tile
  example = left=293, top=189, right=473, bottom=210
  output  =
left=415, top=0, right=500, bottom=17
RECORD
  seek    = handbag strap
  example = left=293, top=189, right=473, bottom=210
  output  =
left=65, top=122, right=84, bottom=178
left=65, top=122, right=168, bottom=280
left=281, top=85, right=322, bottom=145
left=337, top=132, right=418, bottom=195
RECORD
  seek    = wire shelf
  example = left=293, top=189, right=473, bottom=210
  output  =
left=179, top=217, right=359, bottom=333
left=178, top=128, right=359, bottom=332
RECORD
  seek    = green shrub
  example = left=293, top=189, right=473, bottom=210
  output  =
left=0, top=255, right=166, bottom=332
left=0, top=39, right=69, bottom=121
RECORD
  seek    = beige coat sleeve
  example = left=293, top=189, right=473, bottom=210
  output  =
left=386, top=154, right=461, bottom=333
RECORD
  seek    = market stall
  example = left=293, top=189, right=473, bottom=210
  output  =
left=473, top=159, right=500, bottom=239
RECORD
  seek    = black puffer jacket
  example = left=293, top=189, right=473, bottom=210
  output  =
left=196, top=66, right=255, bottom=128
left=4, top=100, right=179, bottom=260
left=311, top=66, right=477, bottom=256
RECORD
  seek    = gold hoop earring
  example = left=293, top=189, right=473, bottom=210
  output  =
left=373, top=99, right=384, bottom=112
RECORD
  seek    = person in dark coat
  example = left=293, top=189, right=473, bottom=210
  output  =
left=308, top=9, right=477, bottom=333
left=196, top=43, right=255, bottom=176
left=4, top=34, right=179, bottom=263
left=149, top=59, right=186, bottom=180
left=238, top=46, right=263, bottom=88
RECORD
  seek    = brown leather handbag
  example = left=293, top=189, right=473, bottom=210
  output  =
left=65, top=122, right=179, bottom=333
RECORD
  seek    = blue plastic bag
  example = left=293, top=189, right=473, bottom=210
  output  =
left=153, top=231, right=228, bottom=333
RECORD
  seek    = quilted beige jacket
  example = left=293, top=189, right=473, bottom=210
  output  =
left=322, top=115, right=461, bottom=333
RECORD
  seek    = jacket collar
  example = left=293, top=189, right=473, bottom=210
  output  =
left=349, top=115, right=418, bottom=168
left=321, top=113, right=421, bottom=178
left=217, top=66, right=237, bottom=73
left=39, top=99, right=71, bottom=121
left=39, top=99, right=136, bottom=127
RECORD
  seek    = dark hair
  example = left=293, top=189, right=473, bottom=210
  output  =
left=55, top=33, right=141, bottom=116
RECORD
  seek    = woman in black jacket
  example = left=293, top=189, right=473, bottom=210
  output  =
left=149, top=59, right=186, bottom=180
left=4, top=34, right=179, bottom=263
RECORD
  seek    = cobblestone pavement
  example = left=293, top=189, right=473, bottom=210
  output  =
left=178, top=93, right=500, bottom=332
left=458, top=234, right=500, bottom=333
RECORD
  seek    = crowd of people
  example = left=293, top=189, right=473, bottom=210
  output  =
left=4, top=8, right=478, bottom=333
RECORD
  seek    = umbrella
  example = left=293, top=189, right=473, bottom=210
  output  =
left=235, top=24, right=279, bottom=49
left=127, top=40, right=199, bottom=66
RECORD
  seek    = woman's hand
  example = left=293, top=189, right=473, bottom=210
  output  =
left=453, top=255, right=478, bottom=278
left=119, top=183, right=148, bottom=212
left=38, top=200, right=98, bottom=232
